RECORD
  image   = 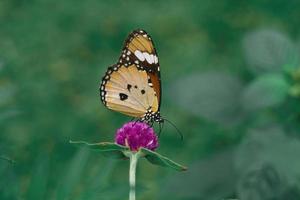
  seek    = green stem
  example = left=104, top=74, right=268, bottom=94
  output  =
left=0, top=155, right=15, bottom=164
left=129, top=152, right=139, bottom=200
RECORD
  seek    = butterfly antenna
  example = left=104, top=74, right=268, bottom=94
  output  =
left=158, top=121, right=164, bottom=138
left=162, top=118, right=183, bottom=140
left=146, top=121, right=154, bottom=131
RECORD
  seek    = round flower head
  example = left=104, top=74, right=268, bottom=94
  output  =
left=115, top=122, right=159, bottom=151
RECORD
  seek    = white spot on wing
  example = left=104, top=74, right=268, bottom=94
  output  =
left=150, top=54, right=154, bottom=64
left=143, top=52, right=153, bottom=64
left=134, top=50, right=145, bottom=62
left=154, top=55, right=158, bottom=64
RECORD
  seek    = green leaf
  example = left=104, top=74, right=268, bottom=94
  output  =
left=70, top=140, right=129, bottom=159
left=70, top=141, right=186, bottom=171
left=243, top=29, right=299, bottom=74
left=140, top=148, right=187, bottom=171
left=169, top=72, right=244, bottom=126
left=235, top=125, right=300, bottom=195
left=237, top=164, right=283, bottom=200
left=289, top=83, right=300, bottom=97
left=160, top=150, right=237, bottom=199
left=241, top=73, right=290, bottom=112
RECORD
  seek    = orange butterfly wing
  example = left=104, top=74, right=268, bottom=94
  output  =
left=100, top=29, right=163, bottom=122
left=118, top=29, right=162, bottom=109
left=100, top=64, right=159, bottom=118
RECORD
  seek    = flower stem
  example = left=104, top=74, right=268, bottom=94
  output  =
left=129, top=152, right=139, bottom=200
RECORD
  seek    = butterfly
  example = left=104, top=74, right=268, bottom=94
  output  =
left=99, top=29, right=164, bottom=124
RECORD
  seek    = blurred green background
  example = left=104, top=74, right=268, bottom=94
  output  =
left=1, top=0, right=300, bottom=199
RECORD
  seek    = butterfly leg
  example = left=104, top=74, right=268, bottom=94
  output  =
left=130, top=117, right=136, bottom=122
left=133, top=118, right=142, bottom=126
left=142, top=121, right=155, bottom=135
left=150, top=121, right=154, bottom=127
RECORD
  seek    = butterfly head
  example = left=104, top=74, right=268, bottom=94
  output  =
left=153, top=112, right=164, bottom=123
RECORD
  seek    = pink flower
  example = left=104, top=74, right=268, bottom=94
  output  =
left=115, top=122, right=159, bottom=151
